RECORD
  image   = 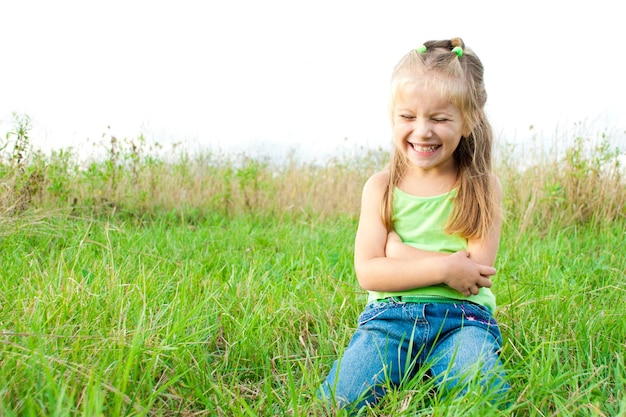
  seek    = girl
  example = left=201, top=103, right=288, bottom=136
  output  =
left=319, top=38, right=510, bottom=411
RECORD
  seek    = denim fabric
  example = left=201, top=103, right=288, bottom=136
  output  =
left=319, top=300, right=509, bottom=411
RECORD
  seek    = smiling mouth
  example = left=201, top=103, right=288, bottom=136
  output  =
left=411, top=143, right=440, bottom=153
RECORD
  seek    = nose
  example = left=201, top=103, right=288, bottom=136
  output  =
left=412, top=118, right=432, bottom=139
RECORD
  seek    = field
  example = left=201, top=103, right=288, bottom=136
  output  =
left=1, top=116, right=625, bottom=416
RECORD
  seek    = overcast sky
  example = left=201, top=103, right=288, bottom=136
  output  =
left=1, top=0, right=624, bottom=160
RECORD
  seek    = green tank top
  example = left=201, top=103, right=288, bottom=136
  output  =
left=367, top=187, right=497, bottom=313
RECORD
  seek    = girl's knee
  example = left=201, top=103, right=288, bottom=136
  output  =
left=317, top=379, right=382, bottom=413
left=430, top=325, right=508, bottom=395
left=318, top=360, right=388, bottom=411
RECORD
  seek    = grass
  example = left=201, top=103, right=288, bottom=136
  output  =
left=497, top=220, right=626, bottom=416
left=0, top=116, right=625, bottom=415
left=0, top=212, right=359, bottom=416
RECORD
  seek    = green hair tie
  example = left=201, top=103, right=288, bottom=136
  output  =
left=415, top=45, right=427, bottom=54
left=451, top=46, right=463, bottom=57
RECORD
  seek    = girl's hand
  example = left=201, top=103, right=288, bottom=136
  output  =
left=443, top=251, right=495, bottom=296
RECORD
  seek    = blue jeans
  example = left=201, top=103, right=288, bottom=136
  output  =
left=319, top=299, right=510, bottom=411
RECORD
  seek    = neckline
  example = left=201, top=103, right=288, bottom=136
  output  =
left=394, top=186, right=458, bottom=199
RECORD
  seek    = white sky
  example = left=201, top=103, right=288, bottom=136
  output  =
left=1, top=0, right=624, bottom=160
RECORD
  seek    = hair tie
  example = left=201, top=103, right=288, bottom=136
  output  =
left=415, top=45, right=427, bottom=54
left=451, top=46, right=463, bottom=58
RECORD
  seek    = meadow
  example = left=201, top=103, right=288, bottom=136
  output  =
left=0, top=115, right=625, bottom=416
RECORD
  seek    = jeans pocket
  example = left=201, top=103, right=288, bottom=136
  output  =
left=460, top=302, right=498, bottom=327
left=358, top=302, right=392, bottom=326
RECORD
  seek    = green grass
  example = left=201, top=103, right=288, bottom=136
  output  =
left=1, top=209, right=624, bottom=416
left=0, top=211, right=359, bottom=416
left=496, top=220, right=626, bottom=416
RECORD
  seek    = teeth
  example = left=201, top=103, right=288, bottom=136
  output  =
left=412, top=143, right=439, bottom=152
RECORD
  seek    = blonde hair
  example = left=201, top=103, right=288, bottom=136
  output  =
left=382, top=37, right=498, bottom=240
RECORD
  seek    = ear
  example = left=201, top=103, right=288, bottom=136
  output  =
left=461, top=113, right=479, bottom=137
left=462, top=123, right=472, bottom=138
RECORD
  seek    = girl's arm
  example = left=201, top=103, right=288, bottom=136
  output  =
left=385, top=230, right=438, bottom=259
left=466, top=175, right=503, bottom=267
left=354, top=171, right=497, bottom=296
left=386, top=175, right=503, bottom=267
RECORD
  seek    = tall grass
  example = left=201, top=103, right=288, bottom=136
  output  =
left=497, top=132, right=625, bottom=232
left=2, top=116, right=623, bottom=228
left=0, top=119, right=387, bottom=220
left=1, top=116, right=625, bottom=415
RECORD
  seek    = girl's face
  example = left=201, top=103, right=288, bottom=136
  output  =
left=392, top=79, right=466, bottom=175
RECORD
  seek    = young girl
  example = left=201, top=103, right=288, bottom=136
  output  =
left=319, top=38, right=510, bottom=411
